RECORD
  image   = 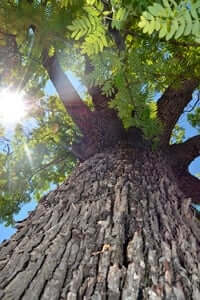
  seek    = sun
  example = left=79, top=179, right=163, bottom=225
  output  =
left=0, top=89, right=27, bottom=126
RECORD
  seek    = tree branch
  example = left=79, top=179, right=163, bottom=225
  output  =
left=42, top=49, right=92, bottom=136
left=157, top=79, right=199, bottom=145
left=169, top=135, right=200, bottom=170
left=168, top=135, right=200, bottom=204
left=42, top=50, right=126, bottom=161
left=176, top=171, right=200, bottom=204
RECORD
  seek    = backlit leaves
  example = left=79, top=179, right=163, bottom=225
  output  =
left=67, top=4, right=108, bottom=54
left=111, top=7, right=128, bottom=30
left=138, top=0, right=200, bottom=40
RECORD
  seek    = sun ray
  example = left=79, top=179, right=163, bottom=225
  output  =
left=24, top=144, right=33, bottom=168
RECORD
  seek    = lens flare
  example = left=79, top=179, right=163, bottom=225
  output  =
left=24, top=144, right=33, bottom=168
left=0, top=89, right=26, bottom=126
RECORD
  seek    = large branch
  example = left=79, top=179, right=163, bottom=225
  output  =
left=42, top=50, right=92, bottom=136
left=176, top=171, right=200, bottom=204
left=157, top=79, right=199, bottom=145
left=169, top=135, right=200, bottom=170
left=42, top=50, right=127, bottom=162
left=168, top=136, right=200, bottom=204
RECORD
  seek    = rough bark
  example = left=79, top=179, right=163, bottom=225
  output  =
left=1, top=146, right=200, bottom=300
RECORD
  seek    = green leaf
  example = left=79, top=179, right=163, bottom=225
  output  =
left=162, top=0, right=170, bottom=8
left=192, top=20, right=200, bottom=36
left=190, top=5, right=198, bottom=20
left=168, top=0, right=177, bottom=7
left=116, top=8, right=126, bottom=21
left=143, top=11, right=154, bottom=20
left=48, top=46, right=55, bottom=57
left=166, top=19, right=178, bottom=40
left=86, top=0, right=96, bottom=4
left=149, top=3, right=167, bottom=17
left=148, top=19, right=156, bottom=34
left=143, top=21, right=150, bottom=34
left=88, top=15, right=97, bottom=31
left=148, top=5, right=161, bottom=17
left=84, top=6, right=100, bottom=16
left=184, top=10, right=192, bottom=36
left=138, top=16, right=148, bottom=28
left=103, top=11, right=111, bottom=16
left=174, top=17, right=185, bottom=39
left=155, top=20, right=161, bottom=31
left=159, top=23, right=168, bottom=38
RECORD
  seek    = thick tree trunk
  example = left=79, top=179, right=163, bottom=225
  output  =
left=0, top=145, right=200, bottom=299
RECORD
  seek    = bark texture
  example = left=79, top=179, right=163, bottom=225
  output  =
left=0, top=146, right=200, bottom=300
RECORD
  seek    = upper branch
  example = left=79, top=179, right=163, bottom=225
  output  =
left=175, top=171, right=200, bottom=204
left=157, top=79, right=199, bottom=145
left=168, top=135, right=200, bottom=204
left=42, top=50, right=126, bottom=162
left=169, top=135, right=200, bottom=170
left=42, top=50, right=92, bottom=136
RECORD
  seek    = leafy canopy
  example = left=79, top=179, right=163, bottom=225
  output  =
left=0, top=0, right=200, bottom=224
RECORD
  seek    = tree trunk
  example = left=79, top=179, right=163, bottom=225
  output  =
left=0, top=145, right=200, bottom=300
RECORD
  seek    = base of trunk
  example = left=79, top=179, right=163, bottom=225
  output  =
left=0, top=146, right=200, bottom=299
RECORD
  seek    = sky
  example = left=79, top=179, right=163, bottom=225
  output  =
left=0, top=74, right=199, bottom=243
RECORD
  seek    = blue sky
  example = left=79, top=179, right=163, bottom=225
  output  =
left=0, top=75, right=199, bottom=242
